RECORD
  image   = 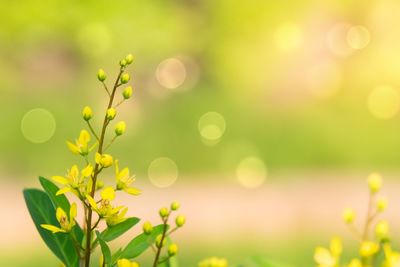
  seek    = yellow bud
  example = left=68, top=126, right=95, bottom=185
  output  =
left=117, top=259, right=139, bottom=267
left=96, top=180, right=104, bottom=190
left=142, top=221, right=153, bottom=235
left=120, top=59, right=127, bottom=67
left=342, top=208, right=355, bottom=224
left=168, top=243, right=178, bottom=256
left=375, top=220, right=389, bottom=240
left=106, top=108, right=116, bottom=120
left=96, top=153, right=113, bottom=168
left=123, top=86, right=133, bottom=99
left=126, top=54, right=134, bottom=64
left=347, top=259, right=362, bottom=267
left=330, top=237, right=342, bottom=257
left=171, top=201, right=180, bottom=211
left=120, top=73, right=130, bottom=84
left=175, top=215, right=186, bottom=227
left=368, top=172, right=382, bottom=193
left=159, top=207, right=169, bottom=218
left=82, top=106, right=93, bottom=121
left=155, top=234, right=165, bottom=248
left=115, top=121, right=126, bottom=136
left=97, top=69, right=106, bottom=82
left=359, top=241, right=379, bottom=258
left=377, top=197, right=388, bottom=212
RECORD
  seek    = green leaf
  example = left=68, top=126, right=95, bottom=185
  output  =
left=96, top=231, right=112, bottom=265
left=39, top=176, right=84, bottom=243
left=249, top=256, right=294, bottom=267
left=101, top=217, right=140, bottom=242
left=23, top=188, right=79, bottom=267
left=120, top=224, right=167, bottom=259
left=111, top=248, right=123, bottom=265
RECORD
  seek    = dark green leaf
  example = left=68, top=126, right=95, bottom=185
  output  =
left=101, top=217, right=140, bottom=242
left=120, top=224, right=167, bottom=259
left=39, top=176, right=84, bottom=243
left=23, top=188, right=79, bottom=267
left=96, top=231, right=112, bottom=265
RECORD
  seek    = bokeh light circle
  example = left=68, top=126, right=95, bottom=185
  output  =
left=367, top=85, right=400, bottom=119
left=236, top=156, right=267, bottom=188
left=347, top=26, right=370, bottom=50
left=327, top=23, right=354, bottom=57
left=198, top=112, right=226, bottom=145
left=148, top=157, right=178, bottom=188
left=21, top=108, right=56, bottom=143
left=274, top=22, right=304, bottom=53
left=156, top=58, right=187, bottom=89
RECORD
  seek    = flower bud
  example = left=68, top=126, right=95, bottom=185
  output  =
left=82, top=106, right=93, bottom=121
left=97, top=69, right=106, bottom=82
left=155, top=234, right=165, bottom=248
left=359, top=241, right=379, bottom=258
left=117, top=259, right=139, bottom=267
left=375, top=220, right=389, bottom=240
left=126, top=54, right=134, bottom=64
left=368, top=173, right=382, bottom=193
left=120, top=73, right=130, bottom=84
left=115, top=121, right=126, bottom=136
left=342, top=208, right=355, bottom=224
left=120, top=59, right=127, bottom=67
left=171, top=201, right=180, bottom=211
left=168, top=244, right=178, bottom=256
left=122, top=86, right=133, bottom=99
left=95, top=153, right=113, bottom=168
left=175, top=215, right=186, bottom=227
left=143, top=221, right=153, bottom=235
left=159, top=207, right=169, bottom=218
left=347, top=259, right=362, bottom=267
left=377, top=197, right=388, bottom=212
left=106, top=108, right=116, bottom=120
left=96, top=180, right=105, bottom=190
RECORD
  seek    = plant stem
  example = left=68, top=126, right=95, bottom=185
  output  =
left=84, top=68, right=124, bottom=267
left=153, top=217, right=169, bottom=267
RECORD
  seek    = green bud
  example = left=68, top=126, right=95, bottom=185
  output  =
left=82, top=106, right=93, bottom=121
left=96, top=180, right=105, bottom=190
left=122, top=86, right=133, bottom=99
left=126, top=54, right=134, bottom=64
left=97, top=69, right=106, bottom=82
left=120, top=73, right=130, bottom=84
left=171, top=201, right=180, bottom=211
left=120, top=59, right=127, bottom=67
left=159, top=207, right=169, bottom=218
left=155, top=234, right=165, bottom=248
left=168, top=244, right=178, bottom=256
left=175, top=215, right=185, bottom=227
left=106, top=108, right=116, bottom=120
left=115, top=121, right=126, bottom=136
left=143, top=221, right=153, bottom=235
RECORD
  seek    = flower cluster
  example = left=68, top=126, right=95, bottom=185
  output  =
left=314, top=173, right=398, bottom=267
left=24, top=55, right=185, bottom=267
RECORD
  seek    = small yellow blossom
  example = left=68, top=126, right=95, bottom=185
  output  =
left=368, top=172, right=382, bottom=193
left=142, top=221, right=153, bottom=235
left=342, top=208, right=355, bottom=224
left=314, top=238, right=342, bottom=267
left=41, top=203, right=77, bottom=233
left=347, top=259, right=362, bottom=267
left=52, top=164, right=93, bottom=197
left=115, top=160, right=141, bottom=196
left=95, top=153, right=113, bottom=168
left=168, top=243, right=178, bottom=256
left=97, top=69, right=106, bottom=82
left=67, top=130, right=95, bottom=156
left=117, top=259, right=139, bottom=267
left=198, top=257, right=228, bottom=267
left=125, top=54, right=134, bottom=64
left=106, top=108, right=116, bottom=120
left=115, top=121, right=126, bottom=136
left=82, top=106, right=93, bottom=121
left=376, top=220, right=390, bottom=240
left=383, top=244, right=400, bottom=267
left=377, top=197, right=388, bottom=212
left=359, top=241, right=379, bottom=258
left=175, top=215, right=186, bottom=227
left=123, top=86, right=133, bottom=99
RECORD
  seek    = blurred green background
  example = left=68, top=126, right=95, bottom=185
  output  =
left=2, top=0, right=400, bottom=266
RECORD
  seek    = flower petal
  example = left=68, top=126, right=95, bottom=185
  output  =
left=41, top=224, right=65, bottom=233
left=56, top=187, right=71, bottom=196
left=124, top=187, right=141, bottom=196
left=52, top=176, right=69, bottom=185
left=66, top=141, right=80, bottom=154
left=101, top=187, right=115, bottom=201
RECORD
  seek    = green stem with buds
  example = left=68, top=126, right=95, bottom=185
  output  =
left=153, top=216, right=169, bottom=267
left=84, top=68, right=124, bottom=267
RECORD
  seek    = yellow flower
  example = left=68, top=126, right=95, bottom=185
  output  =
left=95, top=153, right=113, bottom=168
left=368, top=172, right=382, bottom=193
left=86, top=187, right=127, bottom=225
left=115, top=160, right=141, bottom=196
left=67, top=130, right=96, bottom=156
left=52, top=164, right=93, bottom=197
left=106, top=108, right=116, bottom=120
left=82, top=106, right=93, bottom=121
left=383, top=244, right=400, bottom=267
left=359, top=241, right=379, bottom=258
left=198, top=257, right=228, bottom=267
left=342, top=208, right=355, bottom=224
left=314, top=238, right=342, bottom=267
left=377, top=197, right=388, bottom=212
left=115, top=121, right=126, bottom=136
left=117, top=259, right=139, bottom=267
left=347, top=259, right=362, bottom=267
left=41, top=203, right=77, bottom=233
left=376, top=220, right=390, bottom=240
